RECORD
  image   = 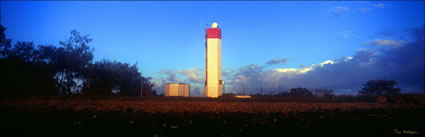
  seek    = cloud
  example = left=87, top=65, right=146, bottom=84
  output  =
left=344, top=56, right=353, bottom=62
left=330, top=6, right=350, bottom=16
left=191, top=87, right=202, bottom=97
left=372, top=3, right=388, bottom=8
left=152, top=79, right=162, bottom=88
left=158, top=69, right=177, bottom=82
left=337, top=31, right=352, bottom=38
left=331, top=3, right=390, bottom=17
left=222, top=69, right=232, bottom=77
left=157, top=67, right=206, bottom=96
left=364, top=39, right=406, bottom=48
left=357, top=8, right=371, bottom=14
left=225, top=26, right=424, bottom=94
left=151, top=78, right=164, bottom=95
left=275, top=60, right=334, bottom=74
left=375, top=27, right=420, bottom=41
left=177, top=67, right=203, bottom=84
left=266, top=58, right=288, bottom=65
left=337, top=30, right=360, bottom=39
left=226, top=61, right=334, bottom=94
left=352, top=3, right=391, bottom=15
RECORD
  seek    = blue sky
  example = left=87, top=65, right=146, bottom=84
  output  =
left=2, top=1, right=424, bottom=95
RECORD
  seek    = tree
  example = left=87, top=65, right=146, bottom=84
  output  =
left=1, top=41, right=57, bottom=96
left=83, top=60, right=117, bottom=95
left=83, top=60, right=157, bottom=96
left=274, top=91, right=290, bottom=97
left=289, top=87, right=313, bottom=97
left=53, top=30, right=94, bottom=95
left=35, top=45, right=58, bottom=64
left=0, top=24, right=12, bottom=57
left=140, top=77, right=157, bottom=97
left=359, top=80, right=401, bottom=96
left=313, top=88, right=334, bottom=97
left=0, top=24, right=155, bottom=97
left=9, top=41, right=36, bottom=62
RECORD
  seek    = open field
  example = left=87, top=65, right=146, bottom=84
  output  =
left=1, top=97, right=424, bottom=137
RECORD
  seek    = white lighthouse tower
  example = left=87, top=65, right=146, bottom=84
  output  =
left=204, top=22, right=223, bottom=98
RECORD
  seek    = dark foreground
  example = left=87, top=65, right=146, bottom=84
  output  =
left=1, top=97, right=424, bottom=137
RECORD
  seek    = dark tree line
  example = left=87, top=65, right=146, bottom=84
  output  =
left=256, top=79, right=401, bottom=99
left=0, top=24, right=156, bottom=96
left=359, top=79, right=400, bottom=96
left=272, top=87, right=315, bottom=98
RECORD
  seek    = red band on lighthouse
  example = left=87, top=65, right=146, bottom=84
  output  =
left=207, top=28, right=222, bottom=39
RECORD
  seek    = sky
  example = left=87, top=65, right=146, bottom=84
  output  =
left=1, top=1, right=424, bottom=96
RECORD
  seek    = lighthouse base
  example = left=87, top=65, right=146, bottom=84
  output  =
left=204, top=84, right=223, bottom=98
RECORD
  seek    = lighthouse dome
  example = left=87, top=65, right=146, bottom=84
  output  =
left=211, top=22, right=219, bottom=28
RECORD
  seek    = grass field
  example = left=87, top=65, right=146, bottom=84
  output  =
left=1, top=96, right=424, bottom=137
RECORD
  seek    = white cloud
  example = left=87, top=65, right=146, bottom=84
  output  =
left=177, top=67, right=203, bottom=84
left=152, top=79, right=161, bottom=88
left=236, top=75, right=247, bottom=81
left=357, top=8, right=371, bottom=14
left=330, top=6, right=350, bottom=16
left=158, top=69, right=176, bottom=82
left=337, top=31, right=352, bottom=38
left=275, top=60, right=334, bottom=75
left=318, top=60, right=335, bottom=66
left=344, top=56, right=353, bottom=62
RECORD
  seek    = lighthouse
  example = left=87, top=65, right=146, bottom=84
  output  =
left=204, top=22, right=223, bottom=98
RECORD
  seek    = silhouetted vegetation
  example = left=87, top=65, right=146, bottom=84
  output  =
left=312, top=88, right=334, bottom=97
left=289, top=87, right=313, bottom=97
left=359, top=80, right=401, bottom=96
left=222, top=85, right=424, bottom=103
left=0, top=24, right=156, bottom=97
left=53, top=30, right=94, bottom=95
left=83, top=60, right=156, bottom=96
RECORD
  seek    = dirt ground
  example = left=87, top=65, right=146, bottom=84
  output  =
left=1, top=97, right=424, bottom=137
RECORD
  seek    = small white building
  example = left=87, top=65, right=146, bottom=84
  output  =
left=165, top=83, right=190, bottom=97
